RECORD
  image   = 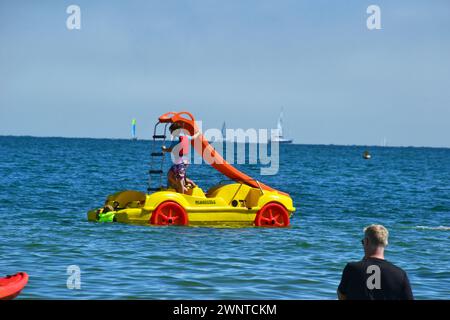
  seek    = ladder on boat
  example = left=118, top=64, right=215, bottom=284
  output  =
left=147, top=121, right=169, bottom=193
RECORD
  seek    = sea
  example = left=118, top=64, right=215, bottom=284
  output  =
left=0, top=136, right=449, bottom=299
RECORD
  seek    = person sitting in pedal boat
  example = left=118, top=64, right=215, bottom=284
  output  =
left=162, top=122, right=200, bottom=193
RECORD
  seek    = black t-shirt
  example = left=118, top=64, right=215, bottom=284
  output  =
left=338, top=257, right=413, bottom=300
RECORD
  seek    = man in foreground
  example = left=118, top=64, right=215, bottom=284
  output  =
left=338, top=224, right=413, bottom=300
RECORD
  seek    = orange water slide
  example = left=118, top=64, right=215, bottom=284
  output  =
left=158, top=111, right=284, bottom=194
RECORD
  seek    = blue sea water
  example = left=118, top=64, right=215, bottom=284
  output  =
left=0, top=136, right=449, bottom=299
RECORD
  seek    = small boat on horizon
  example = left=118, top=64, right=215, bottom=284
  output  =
left=131, top=118, right=137, bottom=141
left=269, top=108, right=293, bottom=144
left=221, top=121, right=233, bottom=142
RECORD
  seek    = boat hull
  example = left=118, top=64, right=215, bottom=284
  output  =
left=0, top=272, right=29, bottom=300
left=266, top=139, right=294, bottom=144
left=88, top=184, right=295, bottom=227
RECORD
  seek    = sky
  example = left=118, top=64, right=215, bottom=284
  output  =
left=1, top=0, right=449, bottom=147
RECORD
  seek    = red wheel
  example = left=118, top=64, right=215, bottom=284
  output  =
left=254, top=202, right=290, bottom=227
left=150, top=201, right=188, bottom=226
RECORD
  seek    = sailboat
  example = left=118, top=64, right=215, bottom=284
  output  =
left=131, top=118, right=137, bottom=141
left=269, top=108, right=293, bottom=144
left=206, top=121, right=227, bottom=143
left=221, top=121, right=227, bottom=142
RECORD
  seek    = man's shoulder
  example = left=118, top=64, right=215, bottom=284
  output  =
left=345, top=260, right=366, bottom=270
left=379, top=259, right=408, bottom=276
left=341, top=261, right=367, bottom=276
left=345, top=258, right=403, bottom=270
left=354, top=258, right=408, bottom=277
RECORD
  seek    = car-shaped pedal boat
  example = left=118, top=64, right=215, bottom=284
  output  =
left=88, top=182, right=295, bottom=227
left=87, top=111, right=296, bottom=227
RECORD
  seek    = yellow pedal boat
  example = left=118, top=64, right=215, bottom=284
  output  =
left=87, top=111, right=296, bottom=227
left=87, top=183, right=295, bottom=227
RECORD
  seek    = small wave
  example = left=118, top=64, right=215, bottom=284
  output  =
left=415, top=226, right=450, bottom=231
left=431, top=205, right=449, bottom=212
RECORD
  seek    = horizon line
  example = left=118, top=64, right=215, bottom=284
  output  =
left=1, top=134, right=449, bottom=150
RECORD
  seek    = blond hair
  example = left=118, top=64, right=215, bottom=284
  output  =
left=364, top=224, right=389, bottom=247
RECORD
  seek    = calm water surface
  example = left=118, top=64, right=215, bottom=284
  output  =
left=0, top=136, right=449, bottom=299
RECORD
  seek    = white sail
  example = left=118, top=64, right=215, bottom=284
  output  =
left=277, top=110, right=283, bottom=138
left=270, top=108, right=293, bottom=144
left=221, top=121, right=226, bottom=141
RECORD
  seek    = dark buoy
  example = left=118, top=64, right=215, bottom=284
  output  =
left=363, top=150, right=371, bottom=159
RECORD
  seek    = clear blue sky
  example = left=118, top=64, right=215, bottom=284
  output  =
left=1, top=0, right=449, bottom=147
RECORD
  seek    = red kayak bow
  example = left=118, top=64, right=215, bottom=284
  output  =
left=0, top=272, right=29, bottom=300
